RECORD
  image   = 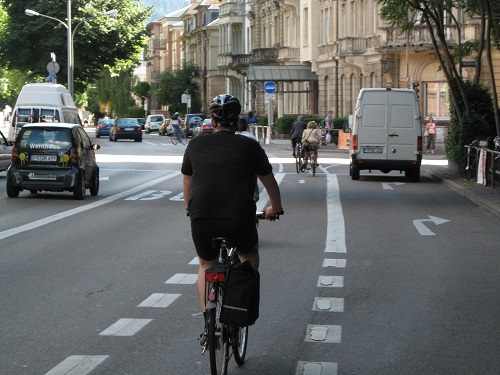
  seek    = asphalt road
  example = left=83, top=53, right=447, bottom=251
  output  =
left=0, top=130, right=498, bottom=375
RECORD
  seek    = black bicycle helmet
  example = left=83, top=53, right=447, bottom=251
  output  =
left=209, top=94, right=241, bottom=124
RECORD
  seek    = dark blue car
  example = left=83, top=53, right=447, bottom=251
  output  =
left=96, top=119, right=115, bottom=138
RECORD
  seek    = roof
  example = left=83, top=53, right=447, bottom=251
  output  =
left=247, top=65, right=318, bottom=82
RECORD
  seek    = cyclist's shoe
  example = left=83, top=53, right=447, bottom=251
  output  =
left=306, top=165, right=311, bottom=170
left=292, top=151, right=296, bottom=157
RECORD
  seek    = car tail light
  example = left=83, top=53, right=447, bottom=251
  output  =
left=99, top=124, right=105, bottom=129
left=417, top=136, right=422, bottom=152
left=352, top=134, right=358, bottom=150
left=11, top=147, right=18, bottom=164
left=115, top=125, right=122, bottom=132
left=70, top=147, right=78, bottom=165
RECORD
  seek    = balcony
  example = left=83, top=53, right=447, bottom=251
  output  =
left=252, top=48, right=279, bottom=64
left=278, top=47, right=300, bottom=61
left=219, top=2, right=244, bottom=17
left=338, top=37, right=367, bottom=56
left=151, top=39, right=167, bottom=51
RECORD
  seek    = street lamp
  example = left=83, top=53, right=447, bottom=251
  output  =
left=25, top=3, right=117, bottom=97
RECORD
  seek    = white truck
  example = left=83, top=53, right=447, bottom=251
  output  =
left=349, top=87, right=422, bottom=181
left=8, top=83, right=81, bottom=142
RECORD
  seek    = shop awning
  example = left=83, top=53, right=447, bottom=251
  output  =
left=247, top=65, right=318, bottom=82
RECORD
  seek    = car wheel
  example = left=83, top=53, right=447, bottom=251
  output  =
left=73, top=172, right=86, bottom=200
left=6, top=181, right=19, bottom=198
left=137, top=137, right=142, bottom=142
left=96, top=133, right=100, bottom=138
left=351, top=164, right=360, bottom=180
left=90, top=168, right=99, bottom=196
left=29, top=190, right=37, bottom=194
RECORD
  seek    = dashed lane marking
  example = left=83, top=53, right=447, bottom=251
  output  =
left=305, top=325, right=342, bottom=343
left=189, top=257, right=199, bottom=265
left=317, top=275, right=344, bottom=288
left=295, top=361, right=338, bottom=375
left=313, top=297, right=344, bottom=312
left=99, top=318, right=152, bottom=336
left=325, top=174, right=346, bottom=253
left=138, top=293, right=181, bottom=308
left=322, top=259, right=346, bottom=268
left=165, top=273, right=198, bottom=284
left=44, top=355, right=109, bottom=375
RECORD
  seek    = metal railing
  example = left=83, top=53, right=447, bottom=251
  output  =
left=464, top=143, right=500, bottom=188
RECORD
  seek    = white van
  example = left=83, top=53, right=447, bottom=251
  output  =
left=349, top=88, right=422, bottom=181
left=8, top=83, right=81, bottom=142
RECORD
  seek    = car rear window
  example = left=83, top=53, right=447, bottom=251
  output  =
left=150, top=116, right=163, bottom=122
left=117, top=118, right=139, bottom=126
left=18, top=128, right=72, bottom=150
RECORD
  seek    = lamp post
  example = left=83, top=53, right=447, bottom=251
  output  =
left=25, top=3, right=117, bottom=97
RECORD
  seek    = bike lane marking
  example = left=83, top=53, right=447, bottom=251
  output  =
left=44, top=355, right=109, bottom=375
left=0, top=171, right=181, bottom=241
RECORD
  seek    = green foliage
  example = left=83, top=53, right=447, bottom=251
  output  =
left=334, top=117, right=349, bottom=129
left=446, top=80, right=496, bottom=163
left=133, top=81, right=151, bottom=103
left=0, top=0, right=152, bottom=94
left=156, top=63, right=201, bottom=113
left=95, top=69, right=134, bottom=117
left=126, top=106, right=146, bottom=118
left=276, top=116, right=294, bottom=134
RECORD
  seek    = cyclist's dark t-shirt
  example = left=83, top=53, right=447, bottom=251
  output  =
left=182, top=131, right=272, bottom=222
left=291, top=120, right=307, bottom=139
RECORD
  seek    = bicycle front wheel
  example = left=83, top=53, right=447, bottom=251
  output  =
left=232, top=326, right=248, bottom=365
left=295, top=146, right=302, bottom=173
left=180, top=133, right=187, bottom=145
left=208, top=284, right=229, bottom=375
left=459, top=154, right=477, bottom=180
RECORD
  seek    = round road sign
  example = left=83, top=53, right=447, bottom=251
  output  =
left=264, top=81, right=276, bottom=94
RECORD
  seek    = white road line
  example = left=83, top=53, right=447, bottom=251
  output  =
left=305, top=325, right=342, bottom=343
left=44, top=355, right=109, bottom=375
left=313, top=297, right=344, bottom=312
left=99, top=318, right=152, bottom=336
left=165, top=273, right=198, bottom=284
left=317, top=275, right=344, bottom=288
left=296, top=361, right=338, bottom=375
left=256, top=172, right=286, bottom=212
left=0, top=171, right=181, bottom=241
left=138, top=293, right=181, bottom=308
left=323, top=259, right=346, bottom=268
left=325, top=174, right=347, bottom=253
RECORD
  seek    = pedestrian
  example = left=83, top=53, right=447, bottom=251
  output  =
left=181, top=94, right=283, bottom=319
left=425, top=116, right=436, bottom=153
left=325, top=109, right=334, bottom=143
left=247, top=111, right=257, bottom=135
left=290, top=115, right=307, bottom=156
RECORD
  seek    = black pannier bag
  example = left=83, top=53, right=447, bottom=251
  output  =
left=219, top=260, right=260, bottom=327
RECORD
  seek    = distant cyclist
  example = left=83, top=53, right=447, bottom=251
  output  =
left=301, top=121, right=322, bottom=170
left=290, top=115, right=307, bottom=157
left=171, top=112, right=183, bottom=141
left=181, top=94, right=283, bottom=318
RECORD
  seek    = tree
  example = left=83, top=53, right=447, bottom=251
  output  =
left=95, top=69, right=135, bottom=118
left=133, top=81, right=151, bottom=105
left=157, top=63, right=201, bottom=114
left=0, top=0, right=152, bottom=95
left=376, top=0, right=500, bottom=134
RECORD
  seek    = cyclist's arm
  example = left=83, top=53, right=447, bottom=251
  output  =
left=183, top=174, right=192, bottom=210
left=258, top=172, right=283, bottom=220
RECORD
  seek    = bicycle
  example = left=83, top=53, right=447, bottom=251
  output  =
left=171, top=127, right=187, bottom=145
left=459, top=140, right=480, bottom=180
left=294, top=141, right=303, bottom=174
left=202, top=211, right=283, bottom=375
left=301, top=143, right=319, bottom=177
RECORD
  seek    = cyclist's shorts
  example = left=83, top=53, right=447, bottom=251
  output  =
left=190, top=218, right=258, bottom=261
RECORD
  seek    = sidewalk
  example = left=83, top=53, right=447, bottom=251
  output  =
left=265, top=139, right=500, bottom=218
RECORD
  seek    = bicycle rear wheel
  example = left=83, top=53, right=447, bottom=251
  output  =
left=171, top=133, right=179, bottom=145
left=181, top=131, right=187, bottom=145
left=311, top=152, right=317, bottom=176
left=232, top=326, right=248, bottom=365
left=208, top=284, right=229, bottom=375
left=459, top=154, right=477, bottom=180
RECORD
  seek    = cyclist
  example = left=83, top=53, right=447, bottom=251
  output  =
left=290, top=115, right=307, bottom=157
left=301, top=121, right=322, bottom=170
left=181, top=94, right=283, bottom=318
left=171, top=112, right=183, bottom=141
left=236, top=117, right=260, bottom=202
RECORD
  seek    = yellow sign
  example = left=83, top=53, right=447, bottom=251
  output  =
left=99, top=101, right=112, bottom=113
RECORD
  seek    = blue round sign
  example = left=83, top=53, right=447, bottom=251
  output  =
left=264, top=81, right=276, bottom=94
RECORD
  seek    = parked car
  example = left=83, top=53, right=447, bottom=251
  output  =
left=6, top=123, right=100, bottom=200
left=136, top=117, right=146, bottom=130
left=145, top=114, right=165, bottom=133
left=109, top=118, right=142, bottom=142
left=184, top=113, right=205, bottom=137
left=193, top=118, right=214, bottom=136
left=96, top=118, right=115, bottom=138
left=1, top=130, right=13, bottom=172
left=159, top=118, right=172, bottom=136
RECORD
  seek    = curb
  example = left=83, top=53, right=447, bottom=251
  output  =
left=426, top=170, right=500, bottom=218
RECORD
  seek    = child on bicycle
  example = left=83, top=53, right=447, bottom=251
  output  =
left=300, top=121, right=322, bottom=170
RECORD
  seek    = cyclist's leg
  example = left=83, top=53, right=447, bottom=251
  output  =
left=237, top=243, right=260, bottom=270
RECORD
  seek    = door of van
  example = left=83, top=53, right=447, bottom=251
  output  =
left=386, top=92, right=420, bottom=162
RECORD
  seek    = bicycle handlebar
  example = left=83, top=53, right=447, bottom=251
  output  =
left=256, top=210, right=284, bottom=221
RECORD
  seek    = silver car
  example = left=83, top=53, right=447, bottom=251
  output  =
left=145, top=114, right=165, bottom=133
left=0, top=130, right=13, bottom=172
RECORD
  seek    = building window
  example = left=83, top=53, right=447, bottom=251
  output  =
left=303, top=7, right=309, bottom=45
left=424, top=82, right=450, bottom=119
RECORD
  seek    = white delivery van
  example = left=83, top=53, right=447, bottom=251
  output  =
left=349, top=87, right=422, bottom=181
left=8, top=83, right=81, bottom=142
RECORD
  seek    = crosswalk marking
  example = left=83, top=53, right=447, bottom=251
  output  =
left=44, top=355, right=109, bottom=375
left=165, top=273, right=198, bottom=284
left=138, top=293, right=180, bottom=308
left=99, top=318, right=152, bottom=336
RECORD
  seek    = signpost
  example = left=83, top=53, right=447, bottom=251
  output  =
left=264, top=81, right=276, bottom=144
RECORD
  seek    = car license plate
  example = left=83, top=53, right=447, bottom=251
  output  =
left=31, top=154, right=58, bottom=162
left=363, top=146, right=384, bottom=154
left=124, top=127, right=135, bottom=131
left=27, top=173, right=57, bottom=180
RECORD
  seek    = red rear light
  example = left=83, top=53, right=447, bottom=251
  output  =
left=205, top=272, right=225, bottom=282
left=71, top=147, right=78, bottom=164
left=352, top=134, right=358, bottom=150
left=11, top=147, right=18, bottom=163
left=99, top=124, right=105, bottom=129
left=417, top=136, right=422, bottom=152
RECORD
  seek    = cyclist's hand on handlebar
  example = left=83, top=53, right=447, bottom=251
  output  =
left=264, top=206, right=284, bottom=221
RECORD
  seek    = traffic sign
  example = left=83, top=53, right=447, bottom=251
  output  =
left=265, top=93, right=276, bottom=101
left=264, top=81, right=276, bottom=94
